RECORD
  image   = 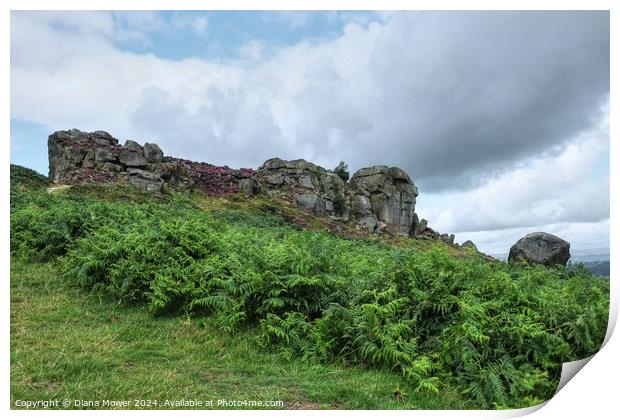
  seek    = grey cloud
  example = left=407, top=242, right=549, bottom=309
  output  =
left=12, top=11, right=610, bottom=194
left=415, top=109, right=610, bottom=236
left=352, top=11, right=609, bottom=191
left=10, top=11, right=610, bottom=253
left=132, top=12, right=609, bottom=193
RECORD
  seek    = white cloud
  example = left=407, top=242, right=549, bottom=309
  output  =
left=169, top=12, right=208, bottom=35
left=10, top=11, right=610, bottom=254
left=238, top=40, right=266, bottom=61
left=264, top=11, right=312, bottom=30
left=11, top=12, right=609, bottom=175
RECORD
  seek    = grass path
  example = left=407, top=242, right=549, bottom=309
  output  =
left=10, top=259, right=467, bottom=410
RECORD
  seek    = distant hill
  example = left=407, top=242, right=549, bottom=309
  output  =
left=570, top=250, right=610, bottom=277
left=578, top=261, right=610, bottom=277
left=492, top=249, right=610, bottom=278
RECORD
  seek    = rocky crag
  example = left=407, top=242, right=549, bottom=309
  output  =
left=48, top=129, right=455, bottom=243
left=48, top=129, right=256, bottom=195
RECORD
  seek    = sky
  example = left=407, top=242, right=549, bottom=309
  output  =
left=10, top=10, right=610, bottom=256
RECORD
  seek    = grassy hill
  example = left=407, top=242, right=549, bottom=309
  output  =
left=9, top=164, right=610, bottom=409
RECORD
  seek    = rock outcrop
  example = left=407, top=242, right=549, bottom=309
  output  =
left=508, top=232, right=570, bottom=267
left=255, top=159, right=425, bottom=236
left=48, top=129, right=123, bottom=183
left=48, top=129, right=255, bottom=194
left=48, top=129, right=457, bottom=241
left=255, top=158, right=348, bottom=218
left=348, top=166, right=418, bottom=236
left=409, top=215, right=455, bottom=244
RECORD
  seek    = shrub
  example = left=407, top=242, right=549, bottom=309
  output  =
left=10, top=186, right=609, bottom=409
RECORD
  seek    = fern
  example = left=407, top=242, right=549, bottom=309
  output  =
left=10, top=187, right=610, bottom=409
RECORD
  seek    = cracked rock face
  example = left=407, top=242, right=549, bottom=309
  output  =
left=508, top=232, right=571, bottom=267
left=48, top=130, right=161, bottom=191
left=349, top=166, right=418, bottom=236
left=48, top=129, right=124, bottom=184
left=48, top=129, right=256, bottom=195
left=256, top=159, right=423, bottom=237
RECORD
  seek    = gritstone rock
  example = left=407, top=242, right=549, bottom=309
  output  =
left=508, top=232, right=570, bottom=267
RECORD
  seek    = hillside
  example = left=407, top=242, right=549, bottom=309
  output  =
left=578, top=261, right=610, bottom=277
left=10, top=164, right=610, bottom=409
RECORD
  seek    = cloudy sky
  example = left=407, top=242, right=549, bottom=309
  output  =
left=10, top=11, right=610, bottom=256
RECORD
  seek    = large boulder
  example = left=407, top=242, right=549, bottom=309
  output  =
left=349, top=166, right=418, bottom=235
left=256, top=158, right=348, bottom=218
left=126, top=168, right=164, bottom=192
left=119, top=140, right=147, bottom=167
left=238, top=178, right=258, bottom=196
left=461, top=240, right=478, bottom=251
left=508, top=232, right=570, bottom=267
left=143, top=142, right=164, bottom=163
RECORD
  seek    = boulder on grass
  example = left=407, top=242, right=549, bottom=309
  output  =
left=461, top=240, right=478, bottom=252
left=508, top=232, right=570, bottom=267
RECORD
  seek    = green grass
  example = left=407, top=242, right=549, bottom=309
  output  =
left=9, top=164, right=609, bottom=409
left=10, top=259, right=466, bottom=409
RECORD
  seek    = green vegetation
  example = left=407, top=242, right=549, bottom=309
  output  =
left=12, top=259, right=465, bottom=409
left=10, top=164, right=609, bottom=409
left=10, top=165, right=49, bottom=190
